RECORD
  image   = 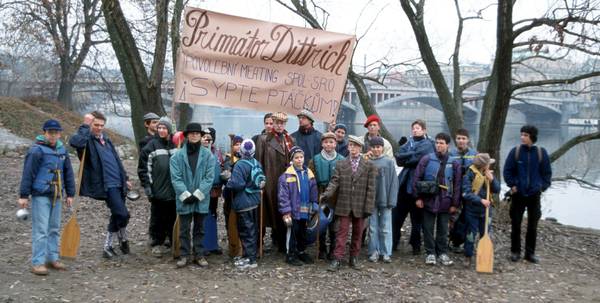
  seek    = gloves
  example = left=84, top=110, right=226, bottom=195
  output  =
left=192, top=189, right=205, bottom=201
left=398, top=136, right=408, bottom=146
left=144, top=186, right=153, bottom=198
left=183, top=195, right=199, bottom=205
left=259, top=180, right=266, bottom=189
left=220, top=170, right=231, bottom=181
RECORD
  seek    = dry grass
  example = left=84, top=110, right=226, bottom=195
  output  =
left=0, top=96, right=132, bottom=146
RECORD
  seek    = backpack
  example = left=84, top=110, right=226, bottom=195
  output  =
left=238, top=158, right=266, bottom=193
left=514, top=145, right=543, bottom=164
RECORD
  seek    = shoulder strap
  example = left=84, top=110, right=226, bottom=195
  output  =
left=514, top=145, right=520, bottom=161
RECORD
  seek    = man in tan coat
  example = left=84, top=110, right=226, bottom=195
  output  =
left=255, top=112, right=295, bottom=252
left=322, top=135, right=377, bottom=271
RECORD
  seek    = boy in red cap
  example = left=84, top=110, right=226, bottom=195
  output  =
left=362, top=115, right=393, bottom=158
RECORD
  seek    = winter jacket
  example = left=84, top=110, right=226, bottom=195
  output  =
left=225, top=157, right=262, bottom=212
left=170, top=144, right=215, bottom=215
left=370, top=155, right=399, bottom=209
left=291, top=126, right=322, bottom=165
left=309, top=151, right=345, bottom=188
left=461, top=166, right=501, bottom=215
left=413, top=152, right=461, bottom=213
left=20, top=137, right=76, bottom=199
left=137, top=136, right=177, bottom=201
left=503, top=144, right=552, bottom=197
left=361, top=133, right=394, bottom=158
left=449, top=147, right=477, bottom=177
left=336, top=139, right=349, bottom=157
left=395, top=136, right=435, bottom=194
left=138, top=133, right=154, bottom=151
left=321, top=156, right=377, bottom=218
left=69, top=124, right=128, bottom=200
left=278, top=166, right=318, bottom=220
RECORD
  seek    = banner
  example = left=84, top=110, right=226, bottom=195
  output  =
left=174, top=7, right=356, bottom=122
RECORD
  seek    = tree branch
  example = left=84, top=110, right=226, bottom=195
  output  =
left=549, top=131, right=600, bottom=163
left=511, top=71, right=600, bottom=92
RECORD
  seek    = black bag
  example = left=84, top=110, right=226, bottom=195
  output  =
left=415, top=181, right=439, bottom=195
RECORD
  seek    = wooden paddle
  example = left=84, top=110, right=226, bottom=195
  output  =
left=476, top=181, right=494, bottom=273
left=259, top=190, right=263, bottom=258
left=60, top=148, right=86, bottom=259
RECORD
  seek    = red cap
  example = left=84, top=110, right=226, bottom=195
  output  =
left=172, top=131, right=185, bottom=147
left=363, top=114, right=381, bottom=128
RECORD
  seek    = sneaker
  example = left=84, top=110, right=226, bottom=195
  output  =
left=368, top=253, right=379, bottom=263
left=297, top=253, right=314, bottom=264
left=525, top=254, right=539, bottom=264
left=31, top=265, right=49, bottom=276
left=382, top=255, right=392, bottom=263
left=237, top=260, right=258, bottom=269
left=425, top=254, right=436, bottom=265
left=194, top=256, right=209, bottom=267
left=286, top=256, right=303, bottom=266
left=151, top=246, right=162, bottom=258
left=103, top=246, right=118, bottom=259
left=510, top=252, right=521, bottom=262
left=176, top=258, right=188, bottom=268
left=234, top=257, right=249, bottom=267
left=349, top=256, right=359, bottom=269
left=439, top=254, right=453, bottom=266
left=120, top=241, right=130, bottom=255
left=46, top=261, right=67, bottom=271
left=327, top=260, right=340, bottom=272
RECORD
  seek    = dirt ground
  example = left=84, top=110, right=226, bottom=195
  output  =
left=1, top=155, right=600, bottom=303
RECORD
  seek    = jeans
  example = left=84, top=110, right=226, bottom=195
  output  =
left=287, top=219, right=308, bottom=256
left=464, top=207, right=492, bottom=257
left=333, top=215, right=365, bottom=260
left=392, top=182, right=423, bottom=250
left=237, top=208, right=258, bottom=262
left=368, top=207, right=393, bottom=257
left=179, top=212, right=206, bottom=258
left=31, top=196, right=62, bottom=266
left=149, top=199, right=176, bottom=246
left=510, top=192, right=541, bottom=256
left=104, top=187, right=129, bottom=233
left=423, top=210, right=449, bottom=256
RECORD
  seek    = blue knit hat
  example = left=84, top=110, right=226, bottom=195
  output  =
left=334, top=123, right=347, bottom=132
left=289, top=146, right=304, bottom=160
left=42, top=119, right=62, bottom=131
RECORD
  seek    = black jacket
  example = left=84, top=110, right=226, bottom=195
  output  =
left=138, top=136, right=177, bottom=201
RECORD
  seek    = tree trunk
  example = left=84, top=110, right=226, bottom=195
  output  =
left=56, top=75, right=74, bottom=110
left=476, top=0, right=514, bottom=163
left=101, top=0, right=166, bottom=145
left=170, top=0, right=190, bottom=131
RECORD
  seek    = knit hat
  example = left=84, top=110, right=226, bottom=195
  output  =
left=271, top=112, right=288, bottom=122
left=297, top=109, right=316, bottom=123
left=204, top=127, right=216, bottom=141
left=333, top=124, right=347, bottom=132
left=240, top=139, right=255, bottom=158
left=232, top=135, right=243, bottom=144
left=520, top=125, right=538, bottom=143
left=183, top=122, right=203, bottom=136
left=157, top=116, right=173, bottom=134
left=369, top=136, right=384, bottom=147
left=363, top=114, right=381, bottom=128
left=143, top=112, right=160, bottom=121
left=289, top=145, right=304, bottom=160
left=321, top=132, right=336, bottom=142
left=472, top=153, right=495, bottom=168
left=347, top=135, right=364, bottom=147
left=42, top=119, right=62, bottom=131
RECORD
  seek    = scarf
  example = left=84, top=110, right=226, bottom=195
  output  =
left=295, top=166, right=311, bottom=220
left=272, top=129, right=294, bottom=153
left=469, top=165, right=488, bottom=194
left=320, top=149, right=338, bottom=161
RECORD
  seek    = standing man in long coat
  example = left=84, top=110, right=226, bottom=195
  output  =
left=255, top=112, right=295, bottom=252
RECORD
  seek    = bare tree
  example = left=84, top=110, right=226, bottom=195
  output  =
left=4, top=0, right=104, bottom=109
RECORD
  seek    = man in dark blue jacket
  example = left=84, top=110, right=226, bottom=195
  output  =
left=291, top=109, right=322, bottom=166
left=503, top=125, right=552, bottom=264
left=69, top=111, right=132, bottom=259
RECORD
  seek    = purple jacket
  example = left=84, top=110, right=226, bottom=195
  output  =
left=278, top=166, right=319, bottom=220
left=413, top=152, right=461, bottom=213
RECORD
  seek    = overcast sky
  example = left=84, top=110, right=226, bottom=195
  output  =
left=191, top=0, right=549, bottom=68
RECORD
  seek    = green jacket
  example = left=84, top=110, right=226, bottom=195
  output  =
left=170, top=145, right=215, bottom=215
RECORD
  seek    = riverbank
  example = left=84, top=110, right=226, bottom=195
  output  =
left=1, top=154, right=599, bottom=302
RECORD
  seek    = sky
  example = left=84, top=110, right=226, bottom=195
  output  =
left=190, top=0, right=550, bottom=68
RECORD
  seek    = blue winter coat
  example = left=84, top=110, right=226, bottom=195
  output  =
left=69, top=124, right=128, bottom=200
left=20, top=138, right=76, bottom=199
left=336, top=139, right=349, bottom=157
left=310, top=152, right=345, bottom=188
left=413, top=152, right=461, bottom=213
left=291, top=127, right=322, bottom=165
left=170, top=145, right=215, bottom=215
left=461, top=167, right=501, bottom=215
left=449, top=147, right=477, bottom=176
left=278, top=166, right=319, bottom=220
left=503, top=144, right=552, bottom=197
left=395, top=136, right=435, bottom=194
left=225, top=158, right=262, bottom=212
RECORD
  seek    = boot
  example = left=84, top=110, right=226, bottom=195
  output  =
left=327, top=259, right=340, bottom=272
left=349, top=256, right=359, bottom=269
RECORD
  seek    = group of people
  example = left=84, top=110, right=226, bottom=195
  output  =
left=18, top=109, right=553, bottom=276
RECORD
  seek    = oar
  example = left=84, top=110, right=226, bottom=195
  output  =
left=60, top=148, right=86, bottom=259
left=476, top=181, right=494, bottom=273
